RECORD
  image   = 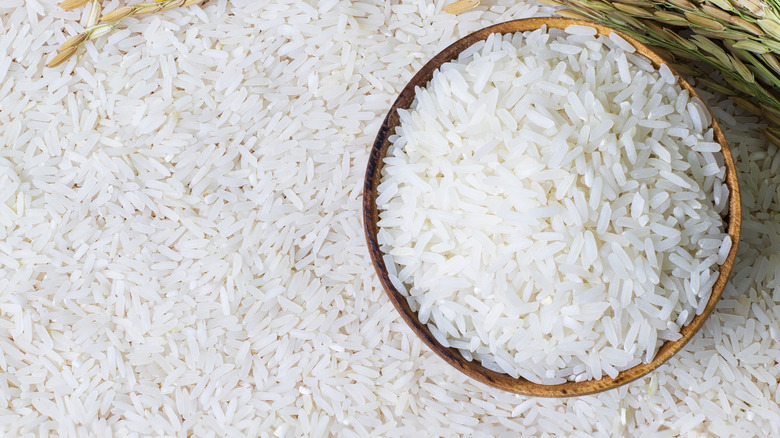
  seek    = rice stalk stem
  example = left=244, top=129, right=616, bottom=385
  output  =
left=48, top=0, right=204, bottom=68
left=548, top=0, right=780, bottom=127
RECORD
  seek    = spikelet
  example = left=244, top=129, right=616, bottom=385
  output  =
left=443, top=0, right=479, bottom=14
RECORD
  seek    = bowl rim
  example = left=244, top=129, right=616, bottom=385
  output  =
left=362, top=17, right=742, bottom=397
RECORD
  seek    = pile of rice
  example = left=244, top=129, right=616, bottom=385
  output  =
left=377, top=27, right=731, bottom=383
left=0, top=0, right=778, bottom=435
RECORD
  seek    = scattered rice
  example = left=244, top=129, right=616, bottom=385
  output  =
left=0, top=0, right=778, bottom=435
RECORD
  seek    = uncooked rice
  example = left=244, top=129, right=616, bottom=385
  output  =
left=377, top=27, right=730, bottom=383
left=1, top=0, right=779, bottom=435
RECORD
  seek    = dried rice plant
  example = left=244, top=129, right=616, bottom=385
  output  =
left=541, top=0, right=780, bottom=142
left=47, top=0, right=205, bottom=68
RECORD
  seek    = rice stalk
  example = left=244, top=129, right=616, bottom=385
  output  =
left=548, top=0, right=780, bottom=129
left=48, top=0, right=205, bottom=68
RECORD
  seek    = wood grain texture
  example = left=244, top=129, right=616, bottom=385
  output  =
left=362, top=18, right=742, bottom=397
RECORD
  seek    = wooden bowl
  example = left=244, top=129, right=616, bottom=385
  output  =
left=362, top=18, right=742, bottom=397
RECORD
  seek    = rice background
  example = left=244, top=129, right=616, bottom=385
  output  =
left=1, top=0, right=779, bottom=436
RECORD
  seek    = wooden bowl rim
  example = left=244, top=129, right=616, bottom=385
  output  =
left=362, top=17, right=742, bottom=397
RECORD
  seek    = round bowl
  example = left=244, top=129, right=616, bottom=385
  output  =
left=363, top=17, right=742, bottom=397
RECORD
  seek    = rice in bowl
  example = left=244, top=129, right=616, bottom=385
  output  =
left=375, top=25, right=733, bottom=385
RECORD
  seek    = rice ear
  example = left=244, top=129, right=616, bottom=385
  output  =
left=49, top=0, right=208, bottom=68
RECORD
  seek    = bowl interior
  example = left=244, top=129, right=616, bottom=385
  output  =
left=362, top=17, right=742, bottom=397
